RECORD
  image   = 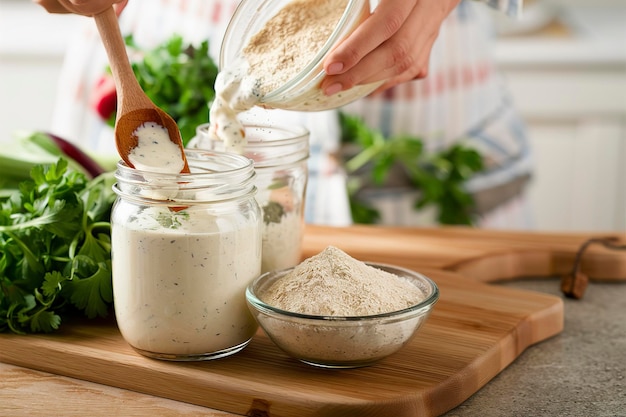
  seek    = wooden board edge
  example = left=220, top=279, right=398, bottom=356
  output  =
left=428, top=294, right=564, bottom=416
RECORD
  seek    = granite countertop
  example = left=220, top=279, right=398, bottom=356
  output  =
left=444, top=278, right=626, bottom=417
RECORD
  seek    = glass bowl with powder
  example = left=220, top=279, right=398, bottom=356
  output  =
left=245, top=246, right=439, bottom=368
left=217, top=0, right=381, bottom=113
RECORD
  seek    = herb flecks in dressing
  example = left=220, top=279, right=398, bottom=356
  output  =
left=112, top=206, right=260, bottom=356
left=208, top=67, right=261, bottom=153
left=128, top=121, right=185, bottom=174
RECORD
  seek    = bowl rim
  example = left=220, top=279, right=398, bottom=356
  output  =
left=245, top=262, right=440, bottom=321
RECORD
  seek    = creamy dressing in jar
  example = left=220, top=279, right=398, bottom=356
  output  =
left=112, top=207, right=259, bottom=357
left=261, top=210, right=303, bottom=272
left=192, top=122, right=309, bottom=274
left=111, top=150, right=262, bottom=361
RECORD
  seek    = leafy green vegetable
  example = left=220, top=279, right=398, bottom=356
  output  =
left=0, top=159, right=116, bottom=334
left=340, top=113, right=484, bottom=225
left=0, top=131, right=116, bottom=197
left=154, top=210, right=189, bottom=229
left=262, top=201, right=286, bottom=225
left=107, top=34, right=219, bottom=145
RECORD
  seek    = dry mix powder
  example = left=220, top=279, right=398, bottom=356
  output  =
left=243, top=0, right=349, bottom=94
left=260, top=246, right=425, bottom=316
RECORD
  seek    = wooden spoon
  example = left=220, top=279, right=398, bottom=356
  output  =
left=93, top=7, right=189, bottom=173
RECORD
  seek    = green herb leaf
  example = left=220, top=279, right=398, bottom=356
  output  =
left=65, top=258, right=113, bottom=319
left=263, top=201, right=285, bottom=225
left=340, top=113, right=484, bottom=225
left=0, top=159, right=115, bottom=334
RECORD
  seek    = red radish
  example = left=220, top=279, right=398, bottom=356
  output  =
left=46, top=133, right=106, bottom=178
left=91, top=75, right=117, bottom=120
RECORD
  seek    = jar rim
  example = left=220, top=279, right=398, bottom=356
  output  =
left=196, top=122, right=309, bottom=147
left=116, top=149, right=254, bottom=181
left=193, top=122, right=310, bottom=168
left=114, top=150, right=257, bottom=204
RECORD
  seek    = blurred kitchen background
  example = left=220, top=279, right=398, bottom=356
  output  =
left=1, top=0, right=625, bottom=232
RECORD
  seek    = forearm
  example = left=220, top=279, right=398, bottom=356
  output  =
left=33, top=0, right=128, bottom=16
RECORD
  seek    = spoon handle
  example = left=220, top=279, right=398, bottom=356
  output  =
left=93, top=7, right=153, bottom=114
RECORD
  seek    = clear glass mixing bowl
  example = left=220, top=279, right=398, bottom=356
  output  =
left=219, top=0, right=382, bottom=111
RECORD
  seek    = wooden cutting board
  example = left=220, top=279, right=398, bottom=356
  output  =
left=301, top=225, right=626, bottom=282
left=1, top=225, right=625, bottom=417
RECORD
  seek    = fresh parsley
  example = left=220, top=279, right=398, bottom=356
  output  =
left=262, top=201, right=286, bottom=225
left=105, top=34, right=219, bottom=146
left=340, top=112, right=484, bottom=225
left=155, top=210, right=188, bottom=229
left=0, top=159, right=116, bottom=334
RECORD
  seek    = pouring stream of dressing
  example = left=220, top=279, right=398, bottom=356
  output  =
left=208, top=0, right=347, bottom=152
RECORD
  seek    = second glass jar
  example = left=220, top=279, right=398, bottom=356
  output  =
left=191, top=122, right=309, bottom=273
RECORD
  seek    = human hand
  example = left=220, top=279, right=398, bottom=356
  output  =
left=34, top=0, right=128, bottom=16
left=321, top=0, right=461, bottom=95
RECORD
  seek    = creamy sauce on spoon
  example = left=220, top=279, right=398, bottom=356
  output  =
left=128, top=121, right=186, bottom=174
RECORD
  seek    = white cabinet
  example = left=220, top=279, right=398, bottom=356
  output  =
left=0, top=0, right=80, bottom=143
left=496, top=4, right=626, bottom=231
left=524, top=118, right=625, bottom=231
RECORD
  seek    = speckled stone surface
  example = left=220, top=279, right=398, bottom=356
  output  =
left=443, top=279, right=626, bottom=417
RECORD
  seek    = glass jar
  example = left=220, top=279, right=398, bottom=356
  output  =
left=219, top=0, right=381, bottom=111
left=191, top=122, right=309, bottom=273
left=111, top=150, right=262, bottom=361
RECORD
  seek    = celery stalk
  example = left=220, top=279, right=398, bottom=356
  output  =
left=0, top=131, right=110, bottom=189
